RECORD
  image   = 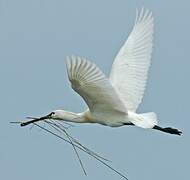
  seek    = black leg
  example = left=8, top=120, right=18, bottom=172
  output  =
left=153, top=125, right=182, bottom=136
left=123, top=122, right=134, bottom=126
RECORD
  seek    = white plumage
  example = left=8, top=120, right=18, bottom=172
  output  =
left=110, top=8, right=154, bottom=112
left=21, top=8, right=182, bottom=135
left=66, top=56, right=127, bottom=114
left=63, top=8, right=157, bottom=128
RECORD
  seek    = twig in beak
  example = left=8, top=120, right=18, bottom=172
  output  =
left=11, top=119, right=128, bottom=180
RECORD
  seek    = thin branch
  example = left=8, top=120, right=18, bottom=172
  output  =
left=33, top=122, right=128, bottom=180
left=45, top=120, right=87, bottom=175
left=27, top=117, right=74, bottom=128
left=48, top=120, right=110, bottom=162
left=24, top=117, right=110, bottom=162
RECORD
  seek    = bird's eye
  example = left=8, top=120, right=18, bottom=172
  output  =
left=51, top=112, right=55, bottom=115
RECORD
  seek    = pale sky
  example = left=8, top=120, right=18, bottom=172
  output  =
left=0, top=0, right=189, bottom=180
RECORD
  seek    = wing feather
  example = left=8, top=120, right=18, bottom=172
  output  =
left=110, top=8, right=154, bottom=112
left=66, top=56, right=127, bottom=114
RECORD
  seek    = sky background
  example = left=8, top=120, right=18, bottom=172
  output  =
left=0, top=0, right=189, bottom=180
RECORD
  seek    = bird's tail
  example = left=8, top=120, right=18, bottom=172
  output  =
left=129, top=112, right=158, bottom=129
left=128, top=112, right=182, bottom=135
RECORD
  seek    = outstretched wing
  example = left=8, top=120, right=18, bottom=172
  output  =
left=66, top=56, right=127, bottom=114
left=110, top=8, right=154, bottom=112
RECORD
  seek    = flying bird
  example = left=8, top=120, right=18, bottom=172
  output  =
left=21, top=9, right=181, bottom=136
left=13, top=8, right=182, bottom=180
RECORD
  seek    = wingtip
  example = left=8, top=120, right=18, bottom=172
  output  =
left=135, top=7, right=153, bottom=24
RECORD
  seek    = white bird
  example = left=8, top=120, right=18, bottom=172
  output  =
left=21, top=9, right=182, bottom=135
left=15, top=8, right=182, bottom=180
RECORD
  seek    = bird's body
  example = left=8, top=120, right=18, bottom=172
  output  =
left=50, top=8, right=159, bottom=130
left=21, top=8, right=181, bottom=135
left=53, top=109, right=128, bottom=127
left=53, top=109, right=150, bottom=128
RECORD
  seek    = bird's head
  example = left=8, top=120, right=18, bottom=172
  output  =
left=20, top=110, right=66, bottom=127
left=43, top=110, right=65, bottom=120
left=20, top=109, right=81, bottom=127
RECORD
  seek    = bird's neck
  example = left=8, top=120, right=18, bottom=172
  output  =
left=55, top=110, right=86, bottom=123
